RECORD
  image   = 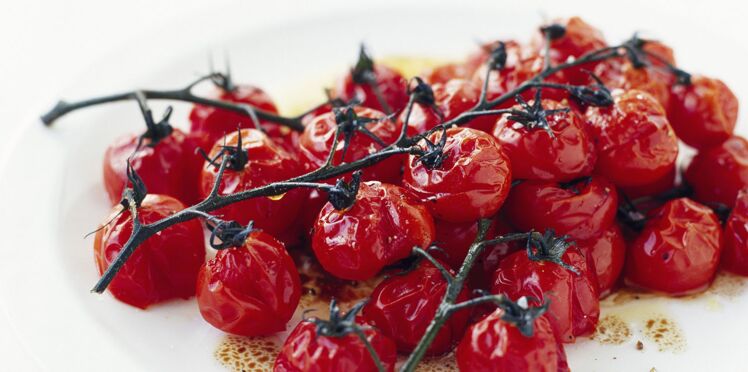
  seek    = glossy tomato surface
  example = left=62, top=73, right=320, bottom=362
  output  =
left=577, top=224, right=626, bottom=297
left=335, top=63, right=408, bottom=113
left=685, top=135, right=748, bottom=207
left=723, top=190, right=748, bottom=276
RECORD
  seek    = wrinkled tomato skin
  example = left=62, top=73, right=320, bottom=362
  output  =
left=685, top=136, right=748, bottom=207
left=299, top=107, right=402, bottom=184
left=312, top=181, right=435, bottom=280
left=618, top=164, right=676, bottom=199
left=423, top=63, right=469, bottom=85
left=363, top=259, right=470, bottom=356
left=94, top=195, right=205, bottom=309
left=669, top=75, right=739, bottom=149
left=456, top=309, right=569, bottom=372
left=585, top=89, right=679, bottom=187
left=504, top=176, right=618, bottom=241
left=493, top=99, right=596, bottom=182
left=577, top=224, right=626, bottom=297
left=103, top=129, right=190, bottom=205
left=596, top=59, right=674, bottom=109
left=199, top=129, right=304, bottom=242
left=196, top=231, right=300, bottom=336
left=624, top=198, right=722, bottom=296
left=403, top=127, right=512, bottom=223
left=491, top=249, right=600, bottom=343
left=335, top=64, right=408, bottom=113
left=723, top=190, right=748, bottom=276
left=274, top=320, right=397, bottom=372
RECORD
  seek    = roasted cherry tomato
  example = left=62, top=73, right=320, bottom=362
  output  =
left=196, top=230, right=301, bottom=336
left=299, top=107, right=402, bottom=184
left=685, top=135, right=748, bottom=207
left=585, top=89, right=678, bottom=188
left=668, top=75, right=739, bottom=149
left=723, top=190, right=748, bottom=276
left=363, top=259, right=470, bottom=355
left=422, top=63, right=469, bottom=85
left=504, top=176, right=618, bottom=241
left=334, top=49, right=408, bottom=113
left=312, top=181, right=435, bottom=280
left=596, top=60, right=674, bottom=110
left=94, top=194, right=205, bottom=309
left=618, top=164, right=675, bottom=199
left=403, top=127, right=512, bottom=223
left=577, top=224, right=626, bottom=297
left=624, top=198, right=722, bottom=295
left=199, top=129, right=304, bottom=243
left=493, top=99, right=596, bottom=181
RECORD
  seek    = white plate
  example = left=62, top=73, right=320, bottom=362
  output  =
left=1, top=3, right=747, bottom=371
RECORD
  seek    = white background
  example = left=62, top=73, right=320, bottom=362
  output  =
left=1, top=0, right=746, bottom=370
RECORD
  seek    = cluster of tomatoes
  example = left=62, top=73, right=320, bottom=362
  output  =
left=92, top=16, right=743, bottom=372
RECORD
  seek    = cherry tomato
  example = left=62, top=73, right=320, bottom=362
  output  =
left=577, top=224, right=626, bottom=297
left=196, top=230, right=301, bottom=336
left=492, top=98, right=596, bottom=181
left=585, top=89, right=678, bottom=187
left=463, top=40, right=524, bottom=82
left=685, top=135, right=748, bottom=207
left=669, top=75, right=739, bottom=149
left=618, top=164, right=675, bottom=199
left=456, top=307, right=569, bottom=372
left=723, top=190, right=748, bottom=276
left=362, top=259, right=470, bottom=355
left=403, top=127, right=512, bottom=223
left=103, top=129, right=191, bottom=205
left=312, top=181, right=435, bottom=280
left=94, top=194, right=205, bottom=309
left=504, top=176, right=618, bottom=241
left=422, top=63, right=469, bottom=85
left=595, top=52, right=675, bottom=109
left=335, top=57, right=408, bottom=113
left=299, top=107, right=402, bottom=184
left=199, top=129, right=304, bottom=243
left=624, top=198, right=722, bottom=295
left=491, top=247, right=600, bottom=343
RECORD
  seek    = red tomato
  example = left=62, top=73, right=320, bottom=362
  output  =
left=492, top=99, right=596, bottom=182
left=196, top=230, right=301, bottom=336
left=577, top=224, right=626, bottom=297
left=334, top=56, right=408, bottom=113
left=723, top=190, right=748, bottom=276
left=595, top=50, right=675, bottom=109
left=422, top=63, right=469, bottom=85
left=463, top=40, right=524, bottom=82
left=299, top=107, right=402, bottom=184
left=403, top=127, right=512, bottom=223
left=94, top=194, right=205, bottom=309
left=504, top=176, right=618, bottom=241
left=312, top=181, right=435, bottom=280
left=199, top=129, right=304, bottom=243
left=103, top=129, right=191, bottom=205
left=491, top=247, right=600, bottom=343
left=585, top=89, right=678, bottom=187
left=456, top=307, right=569, bottom=372
left=618, top=164, right=676, bottom=199
left=362, top=259, right=470, bottom=355
left=669, top=75, right=739, bottom=149
left=685, top=135, right=748, bottom=207
left=624, top=198, right=722, bottom=295
left=274, top=318, right=397, bottom=372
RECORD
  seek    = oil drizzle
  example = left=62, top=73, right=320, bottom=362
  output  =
left=593, top=314, right=631, bottom=345
left=642, top=315, right=685, bottom=352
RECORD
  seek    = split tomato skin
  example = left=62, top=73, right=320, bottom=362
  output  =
left=493, top=99, right=597, bottom=182
left=624, top=198, right=722, bottom=295
left=403, top=127, right=512, bottom=223
left=577, top=224, right=626, bottom=297
left=312, top=181, right=435, bottom=281
left=504, top=176, right=618, bottom=241
left=585, top=89, right=679, bottom=188
left=723, top=190, right=748, bottom=276
left=196, top=231, right=301, bottom=336
left=362, top=259, right=471, bottom=356
left=94, top=195, right=205, bottom=309
left=335, top=63, right=408, bottom=113
left=685, top=135, right=748, bottom=207
left=456, top=309, right=569, bottom=372
left=669, top=75, right=739, bottom=149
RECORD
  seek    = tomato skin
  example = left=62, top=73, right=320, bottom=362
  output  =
left=493, top=99, right=596, bottom=182
left=618, top=164, right=676, bottom=199
left=577, top=224, right=626, bottom=297
left=723, top=190, right=748, bottom=276
left=103, top=129, right=191, bottom=205
left=685, top=136, right=748, bottom=207
left=624, top=198, right=722, bottom=295
left=504, top=176, right=618, bottom=241
left=335, top=64, right=408, bottom=113
left=491, top=249, right=600, bottom=343
left=199, top=129, right=304, bottom=242
left=93, top=195, right=205, bottom=309
left=196, top=231, right=300, bottom=336
left=274, top=320, right=397, bottom=372
left=362, top=259, right=470, bottom=355
left=299, top=107, right=402, bottom=184
left=668, top=75, right=739, bottom=149
left=312, top=181, right=435, bottom=280
left=585, top=89, right=678, bottom=187
left=455, top=309, right=569, bottom=372
left=403, top=127, right=512, bottom=223
left=423, top=63, right=469, bottom=85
